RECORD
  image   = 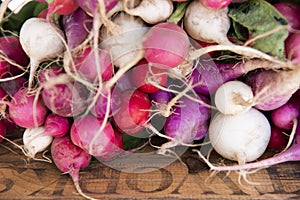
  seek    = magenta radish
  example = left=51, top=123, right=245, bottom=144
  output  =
left=267, top=126, right=289, bottom=151
left=70, top=114, right=118, bottom=157
left=208, top=108, right=271, bottom=163
left=214, top=80, right=254, bottom=115
left=62, top=8, right=93, bottom=50
left=131, top=59, right=168, bottom=94
left=0, top=77, right=27, bottom=96
left=23, top=126, right=53, bottom=159
left=9, top=88, right=48, bottom=128
left=184, top=0, right=231, bottom=44
left=143, top=22, right=190, bottom=68
left=100, top=12, right=148, bottom=68
left=44, top=113, right=71, bottom=137
left=40, top=67, right=88, bottom=117
left=149, top=89, right=173, bottom=108
left=19, top=17, right=65, bottom=88
left=199, top=0, right=232, bottom=9
left=112, top=89, right=151, bottom=135
left=51, top=136, right=92, bottom=200
left=122, top=0, right=174, bottom=24
left=73, top=46, right=113, bottom=83
left=162, top=94, right=211, bottom=148
left=273, top=2, right=300, bottom=32
left=285, top=32, right=300, bottom=64
left=76, top=0, right=118, bottom=16
left=271, top=102, right=299, bottom=131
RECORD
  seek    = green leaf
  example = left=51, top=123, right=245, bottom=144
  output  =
left=168, top=1, right=190, bottom=24
left=228, top=0, right=289, bottom=59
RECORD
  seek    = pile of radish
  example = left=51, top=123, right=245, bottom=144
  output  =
left=1, top=0, right=300, bottom=198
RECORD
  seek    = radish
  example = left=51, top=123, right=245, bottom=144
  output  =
left=76, top=0, right=118, bottom=16
left=51, top=136, right=92, bottom=200
left=199, top=0, right=232, bottom=10
left=143, top=22, right=190, bottom=68
left=268, top=126, right=289, bottom=151
left=40, top=67, right=88, bottom=117
left=214, top=80, right=254, bottom=115
left=131, top=59, right=168, bottom=94
left=194, top=119, right=300, bottom=172
left=271, top=102, right=299, bottom=131
left=73, top=46, right=113, bottom=83
left=184, top=0, right=231, bottom=44
left=62, top=7, right=93, bottom=50
left=44, top=113, right=71, bottom=137
left=23, top=126, right=53, bottom=159
left=112, top=89, right=151, bottom=135
left=246, top=68, right=300, bottom=111
left=122, top=0, right=174, bottom=24
left=273, top=2, right=300, bottom=32
left=208, top=108, right=271, bottom=163
left=100, top=12, right=148, bottom=68
left=19, top=17, right=65, bottom=89
left=46, top=0, right=79, bottom=19
left=0, top=77, right=27, bottom=96
left=9, top=88, right=48, bottom=128
left=162, top=94, right=211, bottom=149
left=285, top=32, right=300, bottom=64
left=70, top=114, right=118, bottom=157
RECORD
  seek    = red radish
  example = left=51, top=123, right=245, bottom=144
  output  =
left=271, top=102, right=300, bottom=131
left=143, top=22, right=190, bottom=68
left=131, top=60, right=168, bottom=94
left=9, top=88, right=48, bottom=128
left=70, top=114, right=118, bottom=157
left=73, top=47, right=113, bottom=83
left=44, top=113, right=71, bottom=137
left=46, top=0, right=79, bottom=19
left=199, top=0, right=232, bottom=9
left=285, top=32, right=300, bottom=64
left=62, top=8, right=93, bottom=50
left=51, top=136, right=92, bottom=200
left=112, top=89, right=151, bottom=135
left=19, top=18, right=65, bottom=88
left=38, top=8, right=48, bottom=18
left=122, top=0, right=174, bottom=24
left=273, top=2, right=300, bottom=32
left=0, top=120, right=6, bottom=142
left=268, top=126, right=289, bottom=151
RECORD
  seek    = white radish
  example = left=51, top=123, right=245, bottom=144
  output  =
left=214, top=80, right=254, bottom=115
left=122, top=0, right=174, bottom=24
left=209, top=108, right=271, bottom=163
left=100, top=12, right=148, bottom=68
left=19, top=17, right=65, bottom=89
left=23, top=126, right=53, bottom=159
left=184, top=0, right=231, bottom=44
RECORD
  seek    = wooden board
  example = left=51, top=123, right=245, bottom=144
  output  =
left=1, top=142, right=300, bottom=200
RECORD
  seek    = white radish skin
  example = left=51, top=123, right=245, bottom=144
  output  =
left=184, top=0, right=231, bottom=44
left=209, top=108, right=271, bottom=163
left=123, top=0, right=174, bottom=24
left=23, top=126, right=53, bottom=159
left=19, top=18, right=65, bottom=89
left=100, top=12, right=148, bottom=68
left=215, top=80, right=254, bottom=115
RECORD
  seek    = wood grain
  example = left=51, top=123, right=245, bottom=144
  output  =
left=0, top=142, right=300, bottom=200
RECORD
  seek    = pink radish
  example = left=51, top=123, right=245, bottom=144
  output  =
left=44, top=113, right=71, bottom=137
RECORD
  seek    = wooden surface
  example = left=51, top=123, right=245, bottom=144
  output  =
left=1, top=142, right=300, bottom=200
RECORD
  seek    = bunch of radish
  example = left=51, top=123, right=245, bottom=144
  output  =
left=1, top=0, right=300, bottom=198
